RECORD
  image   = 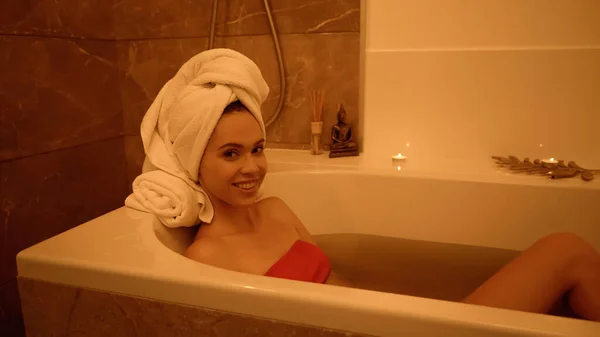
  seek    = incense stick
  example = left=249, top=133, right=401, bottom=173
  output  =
left=309, top=89, right=324, bottom=123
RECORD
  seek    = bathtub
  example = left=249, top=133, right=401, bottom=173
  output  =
left=17, top=150, right=600, bottom=336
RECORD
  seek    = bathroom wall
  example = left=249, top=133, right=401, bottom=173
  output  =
left=120, top=0, right=361, bottom=185
left=1, top=2, right=361, bottom=335
left=362, top=0, right=600, bottom=172
left=0, top=2, right=130, bottom=336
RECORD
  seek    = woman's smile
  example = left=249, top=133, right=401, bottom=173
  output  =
left=232, top=180, right=259, bottom=191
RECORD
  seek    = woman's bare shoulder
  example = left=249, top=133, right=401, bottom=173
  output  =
left=256, top=196, right=302, bottom=224
left=184, top=237, right=223, bottom=265
left=257, top=196, right=315, bottom=243
left=257, top=196, right=294, bottom=213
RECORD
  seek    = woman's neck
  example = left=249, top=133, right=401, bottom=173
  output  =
left=197, top=197, right=256, bottom=239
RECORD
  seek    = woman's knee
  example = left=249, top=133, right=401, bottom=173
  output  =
left=534, top=232, right=599, bottom=283
left=534, top=232, right=598, bottom=259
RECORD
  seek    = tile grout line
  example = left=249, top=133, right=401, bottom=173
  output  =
left=367, top=45, right=600, bottom=52
left=0, top=135, right=125, bottom=165
left=0, top=31, right=360, bottom=42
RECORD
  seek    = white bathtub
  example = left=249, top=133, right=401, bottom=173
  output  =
left=17, top=150, right=600, bottom=336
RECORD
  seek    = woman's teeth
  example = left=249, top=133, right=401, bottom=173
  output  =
left=233, top=181, right=257, bottom=190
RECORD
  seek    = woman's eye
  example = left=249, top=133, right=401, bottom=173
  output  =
left=253, top=146, right=264, bottom=154
left=223, top=150, right=239, bottom=158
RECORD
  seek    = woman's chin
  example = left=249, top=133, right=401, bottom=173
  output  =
left=227, top=192, right=260, bottom=207
left=230, top=198, right=258, bottom=208
left=229, top=182, right=262, bottom=205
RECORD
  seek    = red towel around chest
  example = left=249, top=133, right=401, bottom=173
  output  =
left=264, top=240, right=331, bottom=284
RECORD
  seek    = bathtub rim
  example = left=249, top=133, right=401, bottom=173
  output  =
left=17, top=207, right=600, bottom=337
left=264, top=149, right=600, bottom=192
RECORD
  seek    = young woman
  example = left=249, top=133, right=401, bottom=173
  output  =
left=185, top=101, right=600, bottom=322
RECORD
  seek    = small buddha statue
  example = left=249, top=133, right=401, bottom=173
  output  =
left=329, top=104, right=359, bottom=158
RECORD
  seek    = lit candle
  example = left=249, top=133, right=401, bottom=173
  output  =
left=392, top=153, right=407, bottom=160
left=392, top=153, right=407, bottom=170
left=541, top=157, right=558, bottom=164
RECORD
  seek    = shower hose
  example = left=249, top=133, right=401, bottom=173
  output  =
left=207, top=0, right=286, bottom=128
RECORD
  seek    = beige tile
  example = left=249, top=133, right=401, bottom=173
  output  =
left=0, top=0, right=360, bottom=39
left=367, top=0, right=600, bottom=49
left=364, top=49, right=600, bottom=166
left=0, top=0, right=114, bottom=38
left=19, top=277, right=373, bottom=337
left=217, top=0, right=360, bottom=36
left=1, top=138, right=130, bottom=281
left=0, top=36, right=122, bottom=161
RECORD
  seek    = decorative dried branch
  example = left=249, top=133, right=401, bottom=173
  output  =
left=492, top=156, right=598, bottom=181
left=308, top=89, right=324, bottom=123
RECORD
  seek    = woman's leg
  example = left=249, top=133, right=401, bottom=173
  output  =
left=462, top=232, right=600, bottom=321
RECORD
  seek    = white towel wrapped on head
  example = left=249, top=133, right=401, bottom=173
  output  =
left=125, top=48, right=270, bottom=228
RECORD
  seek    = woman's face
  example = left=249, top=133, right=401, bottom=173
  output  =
left=198, top=110, right=267, bottom=207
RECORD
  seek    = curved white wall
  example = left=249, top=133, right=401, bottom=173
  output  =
left=361, top=0, right=600, bottom=173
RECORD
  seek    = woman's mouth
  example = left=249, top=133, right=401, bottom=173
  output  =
left=232, top=180, right=258, bottom=191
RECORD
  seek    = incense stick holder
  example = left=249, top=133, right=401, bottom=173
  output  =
left=310, top=121, right=323, bottom=155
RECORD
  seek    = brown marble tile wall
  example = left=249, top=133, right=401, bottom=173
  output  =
left=113, top=0, right=214, bottom=39
left=0, top=0, right=115, bottom=39
left=0, top=208, right=7, bottom=283
left=1, top=7, right=129, bottom=332
left=123, top=135, right=146, bottom=186
left=1, top=139, right=129, bottom=283
left=215, top=0, right=361, bottom=36
left=113, top=0, right=360, bottom=39
left=18, top=277, right=373, bottom=337
left=0, top=279, right=25, bottom=337
left=0, top=36, right=122, bottom=161
left=0, top=139, right=130, bottom=336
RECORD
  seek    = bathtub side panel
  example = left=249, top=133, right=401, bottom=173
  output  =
left=17, top=277, right=373, bottom=337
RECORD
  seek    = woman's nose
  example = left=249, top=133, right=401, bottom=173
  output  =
left=239, top=155, right=259, bottom=174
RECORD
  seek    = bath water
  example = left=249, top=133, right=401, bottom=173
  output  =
left=314, top=233, right=578, bottom=319
left=314, top=233, right=519, bottom=301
